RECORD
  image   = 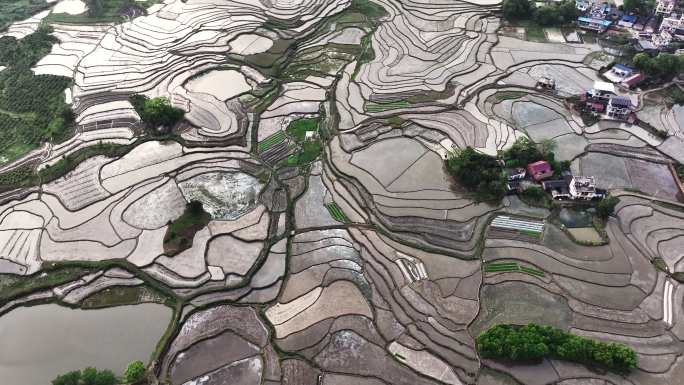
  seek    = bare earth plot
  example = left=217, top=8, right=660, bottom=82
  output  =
left=0, top=1, right=682, bottom=385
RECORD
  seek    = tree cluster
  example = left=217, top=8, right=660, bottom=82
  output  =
left=597, top=195, right=620, bottom=219
left=446, top=147, right=507, bottom=202
left=124, top=361, right=146, bottom=384
left=503, top=0, right=579, bottom=26
left=52, top=367, right=117, bottom=385
left=633, top=53, right=684, bottom=79
left=503, top=137, right=570, bottom=177
left=0, top=25, right=73, bottom=158
left=622, top=0, right=655, bottom=16
left=129, top=95, right=185, bottom=133
left=477, top=324, right=638, bottom=374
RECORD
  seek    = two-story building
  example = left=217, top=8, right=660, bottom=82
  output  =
left=578, top=17, right=613, bottom=32
left=542, top=176, right=606, bottom=200
left=656, top=0, right=676, bottom=15
left=569, top=176, right=605, bottom=200
left=587, top=81, right=616, bottom=101
left=606, top=96, right=633, bottom=120
left=660, top=13, right=684, bottom=32
left=527, top=161, right=553, bottom=182
left=604, top=64, right=636, bottom=83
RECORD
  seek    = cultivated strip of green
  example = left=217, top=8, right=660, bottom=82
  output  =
left=325, top=202, right=350, bottom=223
left=257, top=131, right=286, bottom=152
left=364, top=100, right=410, bottom=113
left=483, top=262, right=545, bottom=277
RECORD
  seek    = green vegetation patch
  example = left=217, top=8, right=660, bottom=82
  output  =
left=483, top=262, right=544, bottom=277
left=504, top=137, right=569, bottom=179
left=52, top=367, right=117, bottom=385
left=258, top=130, right=286, bottom=152
left=597, top=196, right=619, bottom=220
left=285, top=118, right=323, bottom=166
left=0, top=266, right=91, bottom=304
left=632, top=52, right=684, bottom=82
left=0, top=164, right=37, bottom=191
left=0, top=0, right=49, bottom=32
left=446, top=147, right=506, bottom=202
left=520, top=229, right=543, bottom=238
left=130, top=95, right=184, bottom=134
left=364, top=100, right=410, bottom=113
left=39, top=141, right=130, bottom=181
left=0, top=140, right=134, bottom=192
left=477, top=323, right=638, bottom=374
left=287, top=140, right=322, bottom=166
left=46, top=0, right=160, bottom=24
left=520, top=186, right=552, bottom=209
left=286, top=117, right=319, bottom=141
left=81, top=285, right=170, bottom=309
left=518, top=20, right=546, bottom=42
left=325, top=202, right=349, bottom=223
left=672, top=272, right=684, bottom=283
left=503, top=0, right=578, bottom=28
left=669, top=87, right=684, bottom=106
left=163, top=200, right=211, bottom=256
left=653, top=257, right=669, bottom=273
left=0, top=26, right=73, bottom=164
left=493, top=91, right=527, bottom=102
left=124, top=361, right=146, bottom=384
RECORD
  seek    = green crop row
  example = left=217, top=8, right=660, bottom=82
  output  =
left=325, top=202, right=349, bottom=223
left=364, top=100, right=410, bottom=113
left=484, top=262, right=545, bottom=277
left=257, top=131, right=286, bottom=152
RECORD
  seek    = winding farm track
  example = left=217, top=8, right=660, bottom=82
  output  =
left=1, top=0, right=684, bottom=384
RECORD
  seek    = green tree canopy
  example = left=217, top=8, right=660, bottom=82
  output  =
left=622, top=0, right=655, bottom=15
left=503, top=0, right=533, bottom=20
left=503, top=137, right=543, bottom=167
left=597, top=196, right=620, bottom=219
left=633, top=53, right=684, bottom=78
left=52, top=367, right=117, bottom=385
left=124, top=361, right=146, bottom=384
left=446, top=147, right=506, bottom=202
left=477, top=324, right=637, bottom=373
left=130, top=95, right=185, bottom=132
left=82, top=367, right=116, bottom=385
left=52, top=371, right=81, bottom=385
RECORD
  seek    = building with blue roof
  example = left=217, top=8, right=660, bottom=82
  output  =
left=619, top=15, right=637, bottom=27
left=578, top=17, right=612, bottom=32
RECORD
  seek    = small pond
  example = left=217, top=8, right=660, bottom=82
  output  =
left=178, top=171, right=264, bottom=220
left=558, top=207, right=594, bottom=228
left=0, top=303, right=172, bottom=385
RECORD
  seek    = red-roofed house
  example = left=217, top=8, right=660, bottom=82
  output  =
left=527, top=161, right=553, bottom=182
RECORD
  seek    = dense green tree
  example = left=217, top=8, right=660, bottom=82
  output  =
left=623, top=0, right=640, bottom=11
left=633, top=53, right=684, bottom=78
left=530, top=1, right=579, bottom=26
left=623, top=0, right=655, bottom=15
left=632, top=52, right=653, bottom=73
left=503, top=137, right=543, bottom=167
left=477, top=324, right=637, bottom=373
left=53, top=368, right=117, bottom=385
left=597, top=196, right=620, bottom=219
left=534, top=6, right=562, bottom=26
left=81, top=367, right=100, bottom=385
left=446, top=147, right=506, bottom=202
left=124, top=361, right=146, bottom=384
left=521, top=186, right=546, bottom=204
left=129, top=95, right=185, bottom=132
left=187, top=200, right=205, bottom=216
left=52, top=371, right=81, bottom=385
left=503, top=0, right=533, bottom=20
left=87, top=0, right=104, bottom=17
